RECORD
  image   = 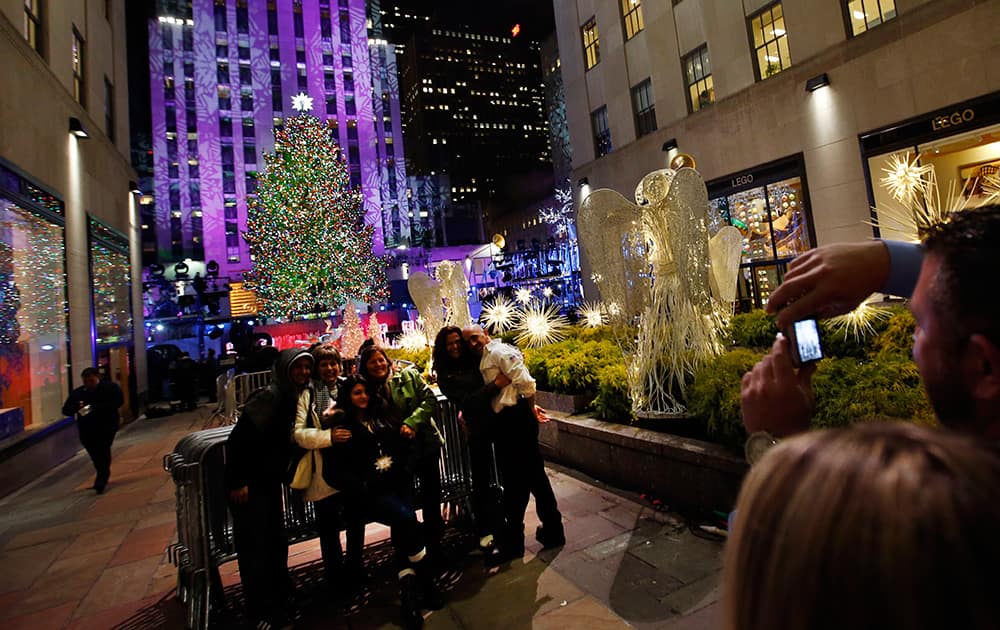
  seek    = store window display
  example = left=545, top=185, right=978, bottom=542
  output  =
left=709, top=175, right=811, bottom=310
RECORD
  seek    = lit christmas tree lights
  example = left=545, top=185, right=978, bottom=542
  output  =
left=244, top=94, right=387, bottom=319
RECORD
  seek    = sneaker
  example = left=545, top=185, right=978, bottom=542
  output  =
left=535, top=525, right=565, bottom=549
left=484, top=544, right=524, bottom=568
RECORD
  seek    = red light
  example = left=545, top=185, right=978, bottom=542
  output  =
left=511, top=24, right=521, bottom=37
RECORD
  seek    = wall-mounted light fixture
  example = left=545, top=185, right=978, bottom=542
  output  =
left=69, top=117, right=90, bottom=139
left=805, top=73, right=830, bottom=92
left=662, top=138, right=678, bottom=152
left=577, top=177, right=589, bottom=188
left=129, top=180, right=142, bottom=195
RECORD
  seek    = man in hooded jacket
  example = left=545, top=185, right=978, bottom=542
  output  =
left=226, top=348, right=313, bottom=629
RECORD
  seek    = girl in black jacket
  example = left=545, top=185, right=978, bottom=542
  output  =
left=323, top=375, right=442, bottom=629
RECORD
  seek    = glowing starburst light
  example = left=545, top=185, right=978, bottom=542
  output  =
left=481, top=296, right=517, bottom=333
left=826, top=297, right=893, bottom=342
left=291, top=92, right=314, bottom=112
left=515, top=287, right=532, bottom=304
left=514, top=303, right=570, bottom=348
left=881, top=153, right=932, bottom=204
left=397, top=327, right=428, bottom=351
left=578, top=301, right=606, bottom=328
left=542, top=287, right=553, bottom=298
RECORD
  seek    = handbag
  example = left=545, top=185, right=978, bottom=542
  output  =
left=289, top=450, right=314, bottom=490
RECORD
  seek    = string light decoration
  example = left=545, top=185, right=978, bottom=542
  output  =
left=397, top=326, right=428, bottom=351
left=244, top=96, right=387, bottom=319
left=578, top=301, right=605, bottom=328
left=539, top=184, right=575, bottom=238
left=514, top=302, right=569, bottom=348
left=481, top=295, right=517, bottom=333
left=827, top=297, right=893, bottom=342
left=91, top=242, right=132, bottom=344
left=0, top=209, right=67, bottom=341
left=340, top=300, right=365, bottom=358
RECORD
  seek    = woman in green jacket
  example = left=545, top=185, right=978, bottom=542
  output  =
left=358, top=346, right=446, bottom=556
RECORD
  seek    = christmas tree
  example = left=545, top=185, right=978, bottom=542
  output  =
left=244, top=93, right=387, bottom=319
left=340, top=300, right=365, bottom=359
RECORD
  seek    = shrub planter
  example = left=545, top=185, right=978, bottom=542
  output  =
left=536, top=390, right=591, bottom=415
left=538, top=413, right=748, bottom=514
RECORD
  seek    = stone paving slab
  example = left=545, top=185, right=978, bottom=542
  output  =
left=0, top=404, right=724, bottom=629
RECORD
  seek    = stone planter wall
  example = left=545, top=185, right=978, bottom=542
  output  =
left=539, top=414, right=748, bottom=513
left=535, top=390, right=592, bottom=415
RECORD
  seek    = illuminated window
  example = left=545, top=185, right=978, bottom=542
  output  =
left=24, top=0, right=42, bottom=55
left=631, top=79, right=656, bottom=137
left=748, top=2, right=790, bottom=80
left=683, top=44, right=714, bottom=113
left=591, top=106, right=611, bottom=158
left=581, top=17, right=599, bottom=70
left=72, top=27, right=85, bottom=105
left=621, top=0, right=644, bottom=40
left=845, top=0, right=896, bottom=36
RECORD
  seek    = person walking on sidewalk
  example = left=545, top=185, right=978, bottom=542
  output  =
left=61, top=367, right=123, bottom=494
left=461, top=325, right=564, bottom=565
left=225, top=348, right=311, bottom=629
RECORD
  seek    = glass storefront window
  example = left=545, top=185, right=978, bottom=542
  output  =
left=709, top=170, right=812, bottom=311
left=91, top=241, right=132, bottom=345
left=0, top=196, right=69, bottom=431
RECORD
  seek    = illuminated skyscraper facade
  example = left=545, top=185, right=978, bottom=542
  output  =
left=145, top=0, right=409, bottom=282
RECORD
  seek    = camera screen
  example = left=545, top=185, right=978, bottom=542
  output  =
left=793, top=319, right=823, bottom=363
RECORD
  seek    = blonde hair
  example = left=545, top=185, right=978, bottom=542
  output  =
left=723, top=422, right=1000, bottom=630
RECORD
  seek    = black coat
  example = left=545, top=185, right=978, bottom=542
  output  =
left=322, top=410, right=413, bottom=500
left=61, top=380, right=123, bottom=441
left=436, top=362, right=500, bottom=435
left=225, top=348, right=309, bottom=490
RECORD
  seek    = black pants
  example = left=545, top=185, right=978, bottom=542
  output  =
left=495, top=400, right=562, bottom=550
left=79, top=426, right=115, bottom=488
left=468, top=432, right=504, bottom=540
left=415, top=453, right=443, bottom=549
left=231, top=482, right=291, bottom=620
left=313, top=494, right=366, bottom=582
left=362, top=491, right=425, bottom=571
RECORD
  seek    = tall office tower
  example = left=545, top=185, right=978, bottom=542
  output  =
left=393, top=14, right=552, bottom=245
left=145, top=0, right=409, bottom=283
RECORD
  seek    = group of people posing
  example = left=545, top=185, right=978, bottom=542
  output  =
left=224, top=325, right=563, bottom=630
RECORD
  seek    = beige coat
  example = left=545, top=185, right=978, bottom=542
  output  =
left=293, top=388, right=338, bottom=502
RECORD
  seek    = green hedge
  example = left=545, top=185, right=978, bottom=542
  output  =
left=385, top=347, right=430, bottom=373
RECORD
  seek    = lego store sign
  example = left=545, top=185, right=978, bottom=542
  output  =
left=932, top=108, right=975, bottom=132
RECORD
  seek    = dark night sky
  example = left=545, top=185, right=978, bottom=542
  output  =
left=395, top=0, right=556, bottom=41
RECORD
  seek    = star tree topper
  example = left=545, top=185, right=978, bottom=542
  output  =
left=291, top=92, right=314, bottom=113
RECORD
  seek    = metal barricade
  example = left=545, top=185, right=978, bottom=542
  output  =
left=166, top=391, right=488, bottom=629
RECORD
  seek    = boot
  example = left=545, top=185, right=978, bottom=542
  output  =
left=536, top=523, right=565, bottom=549
left=399, top=574, right=424, bottom=629
left=415, top=562, right=445, bottom=610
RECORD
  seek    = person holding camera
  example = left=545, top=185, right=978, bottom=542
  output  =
left=741, top=205, right=1000, bottom=444
left=61, top=367, right=123, bottom=494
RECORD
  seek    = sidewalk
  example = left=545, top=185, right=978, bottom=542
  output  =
left=0, top=406, right=722, bottom=629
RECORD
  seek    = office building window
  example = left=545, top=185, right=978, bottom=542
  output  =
left=631, top=79, right=656, bottom=137
left=591, top=106, right=611, bottom=158
left=24, top=0, right=43, bottom=55
left=749, top=2, right=790, bottom=80
left=845, top=0, right=896, bottom=36
left=581, top=18, right=599, bottom=70
left=683, top=44, right=714, bottom=113
left=72, top=27, right=85, bottom=105
left=621, top=0, right=644, bottom=40
left=104, top=77, right=115, bottom=142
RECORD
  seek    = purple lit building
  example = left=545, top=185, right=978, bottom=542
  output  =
left=144, top=0, right=409, bottom=283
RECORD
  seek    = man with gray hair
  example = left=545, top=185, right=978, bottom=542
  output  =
left=462, top=325, right=564, bottom=565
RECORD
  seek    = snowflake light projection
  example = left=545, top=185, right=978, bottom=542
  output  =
left=539, top=185, right=575, bottom=238
left=578, top=301, right=605, bottom=328
left=827, top=298, right=894, bottom=342
left=481, top=295, right=517, bottom=333
left=514, top=302, right=569, bottom=348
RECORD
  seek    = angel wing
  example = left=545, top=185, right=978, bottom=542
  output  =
left=407, top=272, right=444, bottom=338
left=708, top=226, right=743, bottom=306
